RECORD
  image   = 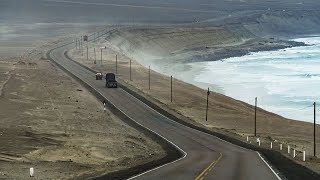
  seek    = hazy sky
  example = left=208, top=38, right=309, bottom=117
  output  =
left=2, top=0, right=319, bottom=24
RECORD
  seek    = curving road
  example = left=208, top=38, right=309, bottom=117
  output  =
left=49, top=41, right=281, bottom=180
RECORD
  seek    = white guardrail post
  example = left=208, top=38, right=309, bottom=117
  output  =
left=30, top=167, right=34, bottom=177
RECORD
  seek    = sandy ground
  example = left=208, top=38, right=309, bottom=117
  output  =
left=69, top=27, right=320, bottom=174
left=2, top=0, right=320, bottom=178
left=0, top=39, right=165, bottom=179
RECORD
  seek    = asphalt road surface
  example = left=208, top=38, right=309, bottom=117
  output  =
left=49, top=41, right=281, bottom=180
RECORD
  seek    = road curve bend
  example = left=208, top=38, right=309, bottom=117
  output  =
left=48, top=41, right=281, bottom=180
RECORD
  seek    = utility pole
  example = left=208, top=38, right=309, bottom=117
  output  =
left=81, top=43, right=83, bottom=56
left=149, top=66, right=151, bottom=90
left=206, top=88, right=210, bottom=121
left=116, top=55, right=118, bottom=74
left=81, top=37, right=83, bottom=56
left=101, top=48, right=102, bottom=65
left=170, top=76, right=173, bottom=102
left=255, top=97, right=257, bottom=137
left=86, top=46, right=88, bottom=61
left=314, top=102, right=316, bottom=157
left=94, top=48, right=96, bottom=64
left=130, top=59, right=132, bottom=81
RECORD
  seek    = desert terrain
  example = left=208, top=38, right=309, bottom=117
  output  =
left=0, top=38, right=166, bottom=179
left=69, top=26, right=320, bottom=174
left=2, top=0, right=320, bottom=178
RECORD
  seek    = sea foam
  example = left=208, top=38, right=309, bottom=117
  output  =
left=193, top=37, right=320, bottom=122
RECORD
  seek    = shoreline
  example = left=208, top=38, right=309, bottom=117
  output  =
left=104, top=26, right=314, bottom=122
left=68, top=28, right=320, bottom=176
left=186, top=38, right=307, bottom=63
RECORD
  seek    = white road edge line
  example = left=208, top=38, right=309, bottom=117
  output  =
left=86, top=29, right=281, bottom=179
left=51, top=47, right=187, bottom=179
left=93, top=88, right=188, bottom=180
left=120, top=88, right=249, bottom=151
left=257, top=152, right=282, bottom=180
left=119, top=82, right=283, bottom=179
left=57, top=44, right=281, bottom=180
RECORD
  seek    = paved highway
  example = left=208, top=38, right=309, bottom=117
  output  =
left=49, top=41, right=281, bottom=180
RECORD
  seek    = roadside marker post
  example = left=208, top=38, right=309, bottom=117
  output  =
left=270, top=142, right=273, bottom=149
left=280, top=144, right=283, bottom=150
left=303, top=151, right=306, bottom=161
left=30, top=168, right=34, bottom=177
left=293, top=149, right=296, bottom=158
left=288, top=145, right=290, bottom=154
left=246, top=136, right=249, bottom=142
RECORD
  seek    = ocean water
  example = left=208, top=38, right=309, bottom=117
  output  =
left=192, top=37, right=320, bottom=123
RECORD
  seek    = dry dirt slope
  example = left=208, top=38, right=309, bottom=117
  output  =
left=0, top=43, right=165, bottom=179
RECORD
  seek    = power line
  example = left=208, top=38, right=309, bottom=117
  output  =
left=298, top=104, right=314, bottom=111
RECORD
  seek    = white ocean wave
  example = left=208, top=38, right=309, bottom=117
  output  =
left=192, top=37, right=320, bottom=122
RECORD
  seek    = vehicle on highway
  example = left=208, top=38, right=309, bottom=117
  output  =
left=106, top=73, right=117, bottom=88
left=96, top=72, right=103, bottom=80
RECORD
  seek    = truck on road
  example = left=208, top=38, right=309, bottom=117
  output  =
left=106, top=73, right=117, bottom=88
left=96, top=72, right=103, bottom=80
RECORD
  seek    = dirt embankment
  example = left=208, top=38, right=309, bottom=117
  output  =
left=0, top=40, right=165, bottom=179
